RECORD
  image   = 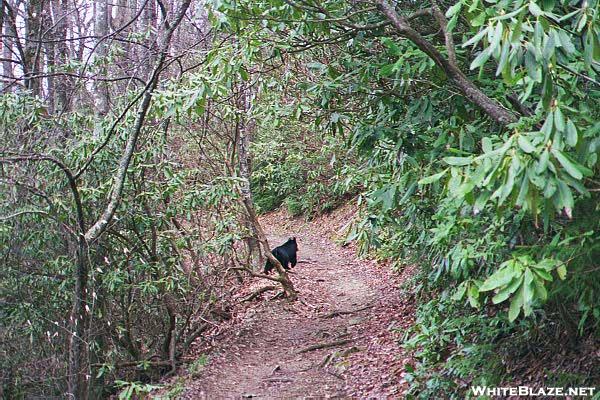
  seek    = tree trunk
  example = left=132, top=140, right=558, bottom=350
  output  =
left=84, top=0, right=192, bottom=241
left=232, top=85, right=297, bottom=299
left=3, top=0, right=29, bottom=93
left=141, top=0, right=158, bottom=79
left=67, top=236, right=90, bottom=400
left=43, top=2, right=55, bottom=113
left=113, top=0, right=131, bottom=73
left=54, top=0, right=71, bottom=112
left=24, top=0, right=42, bottom=96
left=93, top=0, right=110, bottom=119
left=236, top=86, right=261, bottom=265
left=1, top=2, right=15, bottom=91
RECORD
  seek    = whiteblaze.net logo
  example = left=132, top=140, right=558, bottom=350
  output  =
left=470, top=386, right=596, bottom=397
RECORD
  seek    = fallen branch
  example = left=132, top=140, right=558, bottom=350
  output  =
left=296, top=339, right=353, bottom=354
left=231, top=267, right=288, bottom=284
left=240, top=285, right=278, bottom=302
left=321, top=304, right=374, bottom=319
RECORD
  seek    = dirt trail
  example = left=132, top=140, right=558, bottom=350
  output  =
left=181, top=210, right=414, bottom=399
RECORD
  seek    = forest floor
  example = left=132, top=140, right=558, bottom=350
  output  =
left=175, top=205, right=416, bottom=399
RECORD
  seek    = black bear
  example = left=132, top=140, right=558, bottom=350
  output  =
left=264, top=237, right=298, bottom=274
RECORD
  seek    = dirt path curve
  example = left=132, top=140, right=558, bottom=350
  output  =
left=181, top=210, right=414, bottom=399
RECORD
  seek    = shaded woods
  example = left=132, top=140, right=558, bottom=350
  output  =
left=2, top=0, right=600, bottom=398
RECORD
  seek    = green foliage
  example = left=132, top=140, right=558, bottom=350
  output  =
left=251, top=111, right=357, bottom=217
left=188, top=355, right=209, bottom=377
left=115, top=380, right=162, bottom=400
left=478, top=255, right=563, bottom=321
left=402, top=296, right=508, bottom=399
left=154, top=377, right=187, bottom=400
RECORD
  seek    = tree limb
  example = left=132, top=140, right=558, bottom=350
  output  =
left=84, top=0, right=192, bottom=243
left=376, top=0, right=516, bottom=126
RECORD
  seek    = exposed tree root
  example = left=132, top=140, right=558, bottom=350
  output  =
left=321, top=304, right=374, bottom=319
left=296, top=339, right=353, bottom=354
left=262, top=377, right=294, bottom=382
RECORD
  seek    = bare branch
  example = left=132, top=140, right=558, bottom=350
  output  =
left=431, top=1, right=457, bottom=65
left=0, top=209, right=49, bottom=221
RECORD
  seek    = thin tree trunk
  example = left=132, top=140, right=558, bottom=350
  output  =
left=1, top=2, right=15, bottom=91
left=113, top=0, right=131, bottom=73
left=84, top=0, right=191, bottom=242
left=67, top=236, right=90, bottom=400
left=93, top=0, right=110, bottom=119
left=4, top=1, right=30, bottom=91
left=44, top=44, right=56, bottom=113
left=54, top=0, right=71, bottom=112
left=236, top=85, right=260, bottom=265
left=43, top=2, right=56, bottom=113
left=24, top=0, right=42, bottom=96
left=141, top=0, right=158, bottom=79
left=232, top=85, right=297, bottom=299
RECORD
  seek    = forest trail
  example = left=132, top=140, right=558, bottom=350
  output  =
left=180, top=208, right=415, bottom=399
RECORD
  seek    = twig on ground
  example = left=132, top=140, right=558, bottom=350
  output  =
left=299, top=297, right=318, bottom=309
left=240, top=285, right=278, bottom=302
left=271, top=365, right=281, bottom=374
left=287, top=363, right=315, bottom=373
left=270, top=291, right=286, bottom=300
left=324, top=369, right=344, bottom=380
